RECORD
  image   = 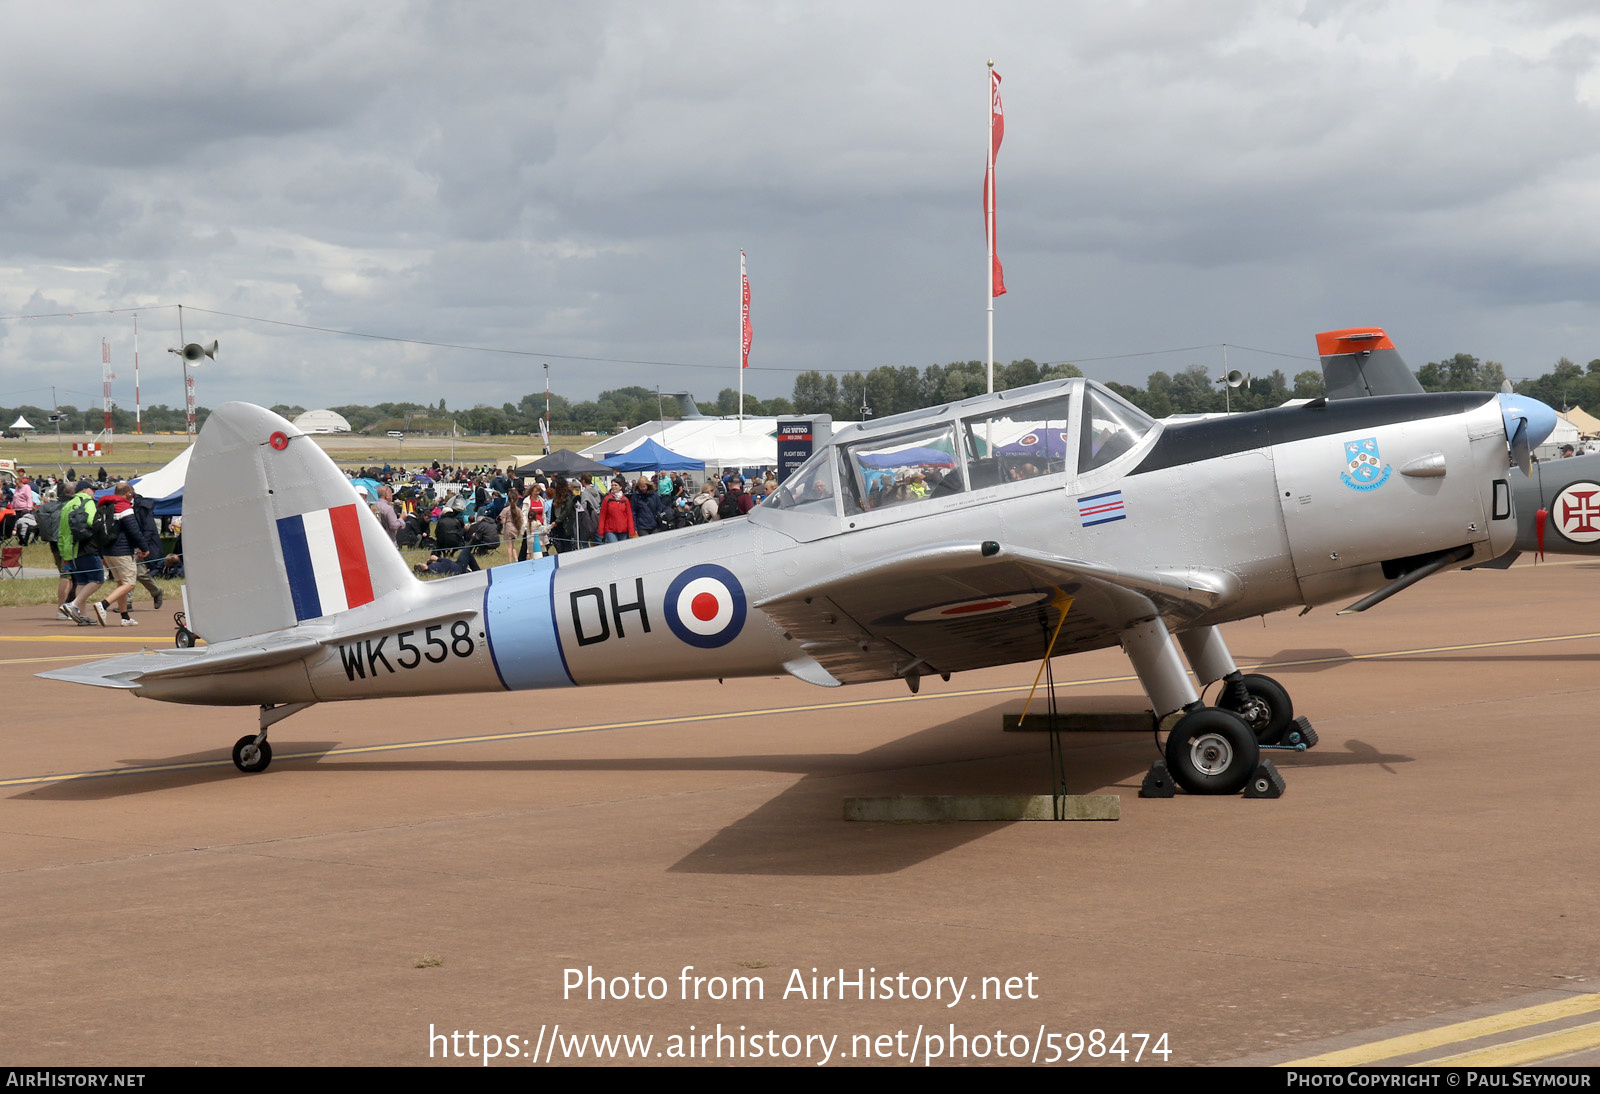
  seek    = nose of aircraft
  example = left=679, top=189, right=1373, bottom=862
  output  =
left=1498, top=392, right=1558, bottom=475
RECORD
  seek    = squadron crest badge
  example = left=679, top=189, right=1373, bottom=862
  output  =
left=1340, top=437, right=1391, bottom=492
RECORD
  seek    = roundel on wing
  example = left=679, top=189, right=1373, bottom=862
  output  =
left=871, top=591, right=1052, bottom=627
left=664, top=563, right=747, bottom=648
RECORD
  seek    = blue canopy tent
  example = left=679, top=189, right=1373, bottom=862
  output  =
left=603, top=438, right=705, bottom=475
left=348, top=477, right=384, bottom=502
left=856, top=446, right=956, bottom=470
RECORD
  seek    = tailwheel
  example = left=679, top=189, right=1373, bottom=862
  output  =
left=1164, top=708, right=1258, bottom=795
left=232, top=734, right=272, bottom=774
left=1218, top=673, right=1293, bottom=745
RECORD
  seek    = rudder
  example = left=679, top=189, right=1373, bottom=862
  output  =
left=1317, top=327, right=1423, bottom=399
left=183, top=403, right=416, bottom=643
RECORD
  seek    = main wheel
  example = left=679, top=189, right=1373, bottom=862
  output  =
left=1165, top=708, right=1258, bottom=795
left=1218, top=673, right=1293, bottom=745
left=232, top=735, right=273, bottom=774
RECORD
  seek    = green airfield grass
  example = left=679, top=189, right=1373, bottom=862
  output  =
left=0, top=432, right=592, bottom=480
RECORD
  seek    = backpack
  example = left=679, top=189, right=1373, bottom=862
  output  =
left=36, top=499, right=64, bottom=542
left=89, top=503, right=120, bottom=551
left=718, top=493, right=741, bottom=519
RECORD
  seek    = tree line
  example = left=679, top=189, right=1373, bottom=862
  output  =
left=3, top=352, right=1591, bottom=441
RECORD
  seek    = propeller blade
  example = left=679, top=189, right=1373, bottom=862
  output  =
left=1511, top=418, right=1532, bottom=477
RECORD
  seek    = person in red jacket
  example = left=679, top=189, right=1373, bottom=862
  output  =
left=596, top=479, right=636, bottom=543
left=97, top=483, right=157, bottom=626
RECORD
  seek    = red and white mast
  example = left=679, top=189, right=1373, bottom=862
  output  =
left=133, top=314, right=141, bottom=434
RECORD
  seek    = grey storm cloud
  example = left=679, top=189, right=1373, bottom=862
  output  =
left=2, top=0, right=1600, bottom=416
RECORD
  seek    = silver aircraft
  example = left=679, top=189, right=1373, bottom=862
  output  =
left=41, top=378, right=1556, bottom=793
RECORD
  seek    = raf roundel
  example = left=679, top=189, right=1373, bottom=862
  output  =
left=664, top=564, right=747, bottom=649
left=901, top=591, right=1049, bottom=623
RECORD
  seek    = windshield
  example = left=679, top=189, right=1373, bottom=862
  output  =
left=764, top=447, right=838, bottom=514
left=1079, top=385, right=1154, bottom=472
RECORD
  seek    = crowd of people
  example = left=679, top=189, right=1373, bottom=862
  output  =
left=0, top=456, right=783, bottom=624
left=0, top=466, right=174, bottom=627
left=347, top=461, right=778, bottom=577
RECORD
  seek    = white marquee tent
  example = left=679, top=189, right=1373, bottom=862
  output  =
left=581, top=417, right=854, bottom=474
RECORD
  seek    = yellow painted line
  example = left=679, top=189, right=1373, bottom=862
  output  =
left=1255, top=631, right=1600, bottom=670
left=5, top=629, right=1600, bottom=789
left=1422, top=1016, right=1600, bottom=1066
left=0, top=654, right=121, bottom=667
left=0, top=681, right=1113, bottom=787
left=0, top=634, right=171, bottom=643
left=1280, top=992, right=1600, bottom=1066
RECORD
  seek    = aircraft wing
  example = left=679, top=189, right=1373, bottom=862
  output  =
left=757, top=541, right=1239, bottom=685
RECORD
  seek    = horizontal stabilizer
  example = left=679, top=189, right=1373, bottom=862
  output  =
left=35, top=633, right=324, bottom=690
left=34, top=652, right=157, bottom=689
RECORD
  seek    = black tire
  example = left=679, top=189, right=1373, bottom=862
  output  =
left=232, top=735, right=272, bottom=774
left=174, top=628, right=194, bottom=649
left=1164, top=708, right=1258, bottom=795
left=1218, top=673, right=1294, bottom=745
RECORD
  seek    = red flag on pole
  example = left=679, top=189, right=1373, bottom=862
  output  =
left=985, top=68, right=1006, bottom=298
left=740, top=250, right=753, bottom=368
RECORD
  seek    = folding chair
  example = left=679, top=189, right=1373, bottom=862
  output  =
left=0, top=543, right=23, bottom=579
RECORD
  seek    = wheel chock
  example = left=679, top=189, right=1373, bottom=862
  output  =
left=1264, top=717, right=1318, bottom=752
left=1139, top=761, right=1176, bottom=798
left=1284, top=717, right=1317, bottom=749
left=1243, top=759, right=1286, bottom=799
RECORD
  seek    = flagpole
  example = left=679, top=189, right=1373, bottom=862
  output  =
left=986, top=59, right=995, bottom=396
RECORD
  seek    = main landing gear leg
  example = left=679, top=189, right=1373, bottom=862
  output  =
left=231, top=701, right=315, bottom=774
left=1177, top=625, right=1315, bottom=751
left=1122, top=618, right=1258, bottom=796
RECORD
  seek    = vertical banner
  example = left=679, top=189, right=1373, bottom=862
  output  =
left=985, top=68, right=1006, bottom=298
left=740, top=251, right=753, bottom=369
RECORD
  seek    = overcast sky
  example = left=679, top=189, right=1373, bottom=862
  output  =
left=4, top=0, right=1600, bottom=417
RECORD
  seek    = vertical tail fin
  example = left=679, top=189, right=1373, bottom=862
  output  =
left=1317, top=327, right=1423, bottom=399
left=183, top=403, right=416, bottom=643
